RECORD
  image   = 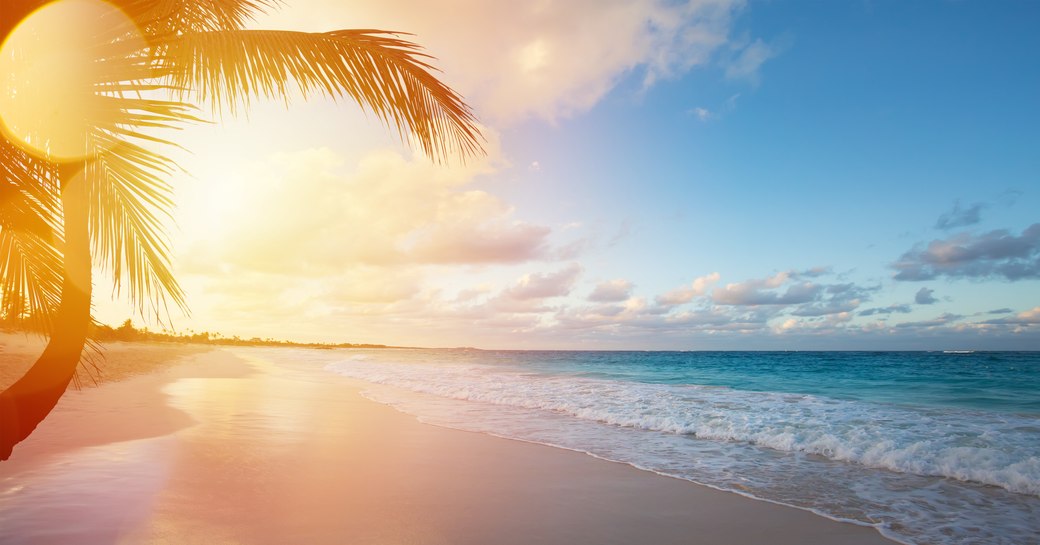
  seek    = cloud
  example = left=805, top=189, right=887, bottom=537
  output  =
left=552, top=301, right=776, bottom=337
left=588, top=279, right=634, bottom=302
left=935, top=201, right=985, bottom=230
left=183, top=147, right=572, bottom=275
left=859, top=304, right=913, bottom=316
left=408, top=221, right=551, bottom=265
left=988, top=308, right=1014, bottom=315
left=895, top=313, right=964, bottom=329
left=775, top=311, right=854, bottom=334
left=713, top=272, right=821, bottom=305
left=915, top=287, right=938, bottom=305
left=322, top=267, right=423, bottom=304
left=790, top=283, right=873, bottom=317
left=503, top=264, right=583, bottom=300
left=790, top=300, right=858, bottom=317
left=998, top=188, right=1024, bottom=207
left=791, top=266, right=832, bottom=278
left=256, top=0, right=745, bottom=123
left=454, top=284, right=494, bottom=303
left=892, top=223, right=1040, bottom=281
left=983, top=307, right=1040, bottom=325
left=724, top=37, right=781, bottom=84
left=709, top=272, right=872, bottom=317
left=689, top=93, right=740, bottom=122
left=655, top=272, right=720, bottom=306
left=690, top=107, right=712, bottom=121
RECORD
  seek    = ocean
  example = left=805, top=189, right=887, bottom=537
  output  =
left=283, top=349, right=1039, bottom=545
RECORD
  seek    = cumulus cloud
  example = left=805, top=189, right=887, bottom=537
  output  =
left=775, top=311, right=854, bottom=334
left=553, top=301, right=775, bottom=337
left=255, top=0, right=745, bottom=123
left=502, top=264, right=583, bottom=300
left=655, top=272, right=720, bottom=306
left=588, top=279, right=634, bottom=302
left=935, top=201, right=985, bottom=230
left=183, top=147, right=571, bottom=275
left=892, top=223, right=1040, bottom=281
left=709, top=272, right=872, bottom=318
left=713, top=272, right=821, bottom=305
left=790, top=283, right=873, bottom=317
left=983, top=307, right=1040, bottom=325
left=915, top=287, right=938, bottom=305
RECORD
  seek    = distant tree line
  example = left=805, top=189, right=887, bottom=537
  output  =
left=65, top=319, right=393, bottom=349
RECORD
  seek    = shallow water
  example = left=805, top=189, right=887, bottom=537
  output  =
left=0, top=437, right=175, bottom=545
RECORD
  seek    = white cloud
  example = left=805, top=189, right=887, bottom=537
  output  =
left=724, top=37, right=780, bottom=84
left=656, top=272, right=720, bottom=306
left=182, top=145, right=564, bottom=274
left=588, top=279, right=634, bottom=302
left=254, top=0, right=745, bottom=123
left=502, top=264, right=583, bottom=300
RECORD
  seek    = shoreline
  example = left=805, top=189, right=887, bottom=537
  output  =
left=370, top=391, right=898, bottom=536
left=357, top=391, right=902, bottom=540
left=0, top=344, right=896, bottom=544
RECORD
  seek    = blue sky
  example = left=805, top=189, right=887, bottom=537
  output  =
left=87, top=0, right=1040, bottom=349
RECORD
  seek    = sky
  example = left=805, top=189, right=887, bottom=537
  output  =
left=87, top=0, right=1040, bottom=349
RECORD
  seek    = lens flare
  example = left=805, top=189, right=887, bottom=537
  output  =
left=0, top=0, right=145, bottom=161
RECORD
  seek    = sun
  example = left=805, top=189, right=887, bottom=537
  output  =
left=0, top=0, right=145, bottom=162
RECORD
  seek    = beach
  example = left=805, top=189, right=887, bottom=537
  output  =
left=0, top=341, right=895, bottom=545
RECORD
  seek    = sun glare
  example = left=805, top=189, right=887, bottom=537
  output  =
left=0, top=0, right=144, bottom=161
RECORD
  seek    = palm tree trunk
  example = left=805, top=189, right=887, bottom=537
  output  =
left=0, top=162, right=92, bottom=461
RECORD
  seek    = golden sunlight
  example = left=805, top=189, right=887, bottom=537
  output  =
left=0, top=0, right=143, bottom=161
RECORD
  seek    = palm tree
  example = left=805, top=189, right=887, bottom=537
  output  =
left=0, top=0, right=483, bottom=460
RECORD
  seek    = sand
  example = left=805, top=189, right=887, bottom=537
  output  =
left=0, top=342, right=896, bottom=545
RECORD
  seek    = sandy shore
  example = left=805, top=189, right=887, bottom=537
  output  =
left=0, top=343, right=895, bottom=545
left=0, top=332, right=212, bottom=391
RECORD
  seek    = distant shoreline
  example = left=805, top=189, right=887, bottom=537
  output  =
left=5, top=326, right=1037, bottom=353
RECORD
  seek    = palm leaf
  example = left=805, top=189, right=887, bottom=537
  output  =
left=87, top=132, right=187, bottom=320
left=69, top=17, right=202, bottom=320
left=0, top=138, right=63, bottom=333
left=157, top=29, right=484, bottom=161
left=117, top=0, right=278, bottom=36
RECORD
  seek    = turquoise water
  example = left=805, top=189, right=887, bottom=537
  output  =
left=494, top=351, right=1040, bottom=413
left=296, top=349, right=1040, bottom=545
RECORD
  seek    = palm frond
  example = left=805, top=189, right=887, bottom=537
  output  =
left=0, top=138, right=63, bottom=333
left=158, top=29, right=484, bottom=162
left=87, top=116, right=193, bottom=321
left=116, top=0, right=279, bottom=36
left=70, top=18, right=201, bottom=320
left=79, top=9, right=204, bottom=320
